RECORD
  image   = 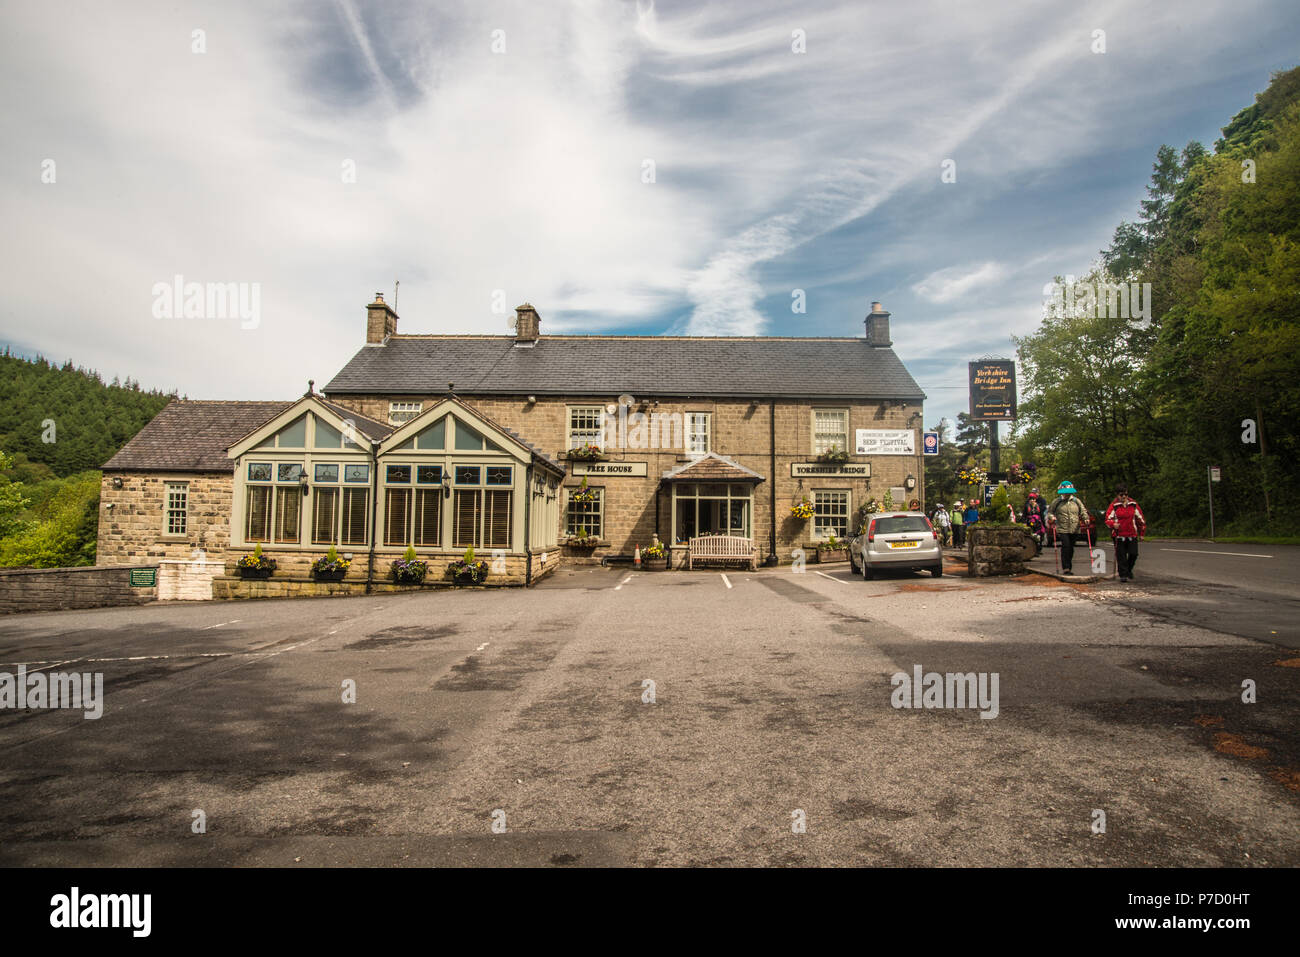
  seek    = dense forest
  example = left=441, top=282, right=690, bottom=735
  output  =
left=0, top=352, right=175, bottom=566
left=928, top=66, right=1300, bottom=540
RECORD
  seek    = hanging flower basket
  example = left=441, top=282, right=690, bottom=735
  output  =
left=790, top=500, right=814, bottom=520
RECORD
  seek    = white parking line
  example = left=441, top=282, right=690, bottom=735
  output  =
left=615, top=574, right=634, bottom=591
left=815, top=571, right=847, bottom=584
left=721, top=574, right=732, bottom=589
left=1160, top=548, right=1273, bottom=558
left=202, top=619, right=242, bottom=630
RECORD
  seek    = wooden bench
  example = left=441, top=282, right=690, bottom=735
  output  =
left=688, top=534, right=758, bottom=571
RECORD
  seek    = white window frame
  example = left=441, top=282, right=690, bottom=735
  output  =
left=813, top=489, right=851, bottom=540
left=813, top=408, right=849, bottom=456
left=567, top=405, right=606, bottom=450
left=388, top=401, right=423, bottom=425
left=685, top=412, right=711, bottom=456
left=566, top=487, right=603, bottom=539
left=163, top=482, right=188, bottom=536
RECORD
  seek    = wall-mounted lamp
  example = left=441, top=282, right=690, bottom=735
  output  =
left=299, top=472, right=310, bottom=497
left=526, top=395, right=537, bottom=405
left=749, top=398, right=760, bottom=410
left=905, top=474, right=917, bottom=490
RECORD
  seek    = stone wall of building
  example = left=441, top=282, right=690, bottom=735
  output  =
left=97, top=472, right=234, bottom=565
left=0, top=565, right=158, bottom=615
left=327, top=393, right=925, bottom=563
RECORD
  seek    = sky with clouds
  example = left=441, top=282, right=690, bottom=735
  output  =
left=1, top=0, right=1297, bottom=433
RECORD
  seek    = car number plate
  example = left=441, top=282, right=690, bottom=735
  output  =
left=889, top=541, right=920, bottom=548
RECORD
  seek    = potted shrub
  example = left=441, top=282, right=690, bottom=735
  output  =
left=815, top=535, right=847, bottom=563
left=447, top=545, right=488, bottom=584
left=236, top=543, right=277, bottom=580
left=311, top=545, right=351, bottom=582
left=391, top=545, right=428, bottom=585
left=641, top=540, right=667, bottom=569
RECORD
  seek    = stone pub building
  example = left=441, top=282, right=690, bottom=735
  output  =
left=98, top=294, right=925, bottom=588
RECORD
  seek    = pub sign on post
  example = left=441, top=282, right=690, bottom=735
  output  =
left=923, top=431, right=939, bottom=455
left=969, top=360, right=1017, bottom=421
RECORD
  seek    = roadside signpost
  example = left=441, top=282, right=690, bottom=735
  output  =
left=1208, top=466, right=1221, bottom=540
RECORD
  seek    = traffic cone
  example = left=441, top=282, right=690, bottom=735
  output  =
left=633, top=545, right=641, bottom=568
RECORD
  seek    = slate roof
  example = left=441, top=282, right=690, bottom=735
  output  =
left=324, top=336, right=925, bottom=400
left=314, top=398, right=393, bottom=443
left=661, top=453, right=765, bottom=483
left=102, top=400, right=291, bottom=472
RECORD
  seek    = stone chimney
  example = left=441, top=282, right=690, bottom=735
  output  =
left=366, top=292, right=398, bottom=344
left=866, top=301, right=891, bottom=347
left=514, top=302, right=540, bottom=342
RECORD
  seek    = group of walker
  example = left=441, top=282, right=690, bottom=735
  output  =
left=930, top=481, right=1147, bottom=581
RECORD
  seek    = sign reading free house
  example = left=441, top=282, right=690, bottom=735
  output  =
left=855, top=429, right=916, bottom=455
left=572, top=461, right=649, bottom=477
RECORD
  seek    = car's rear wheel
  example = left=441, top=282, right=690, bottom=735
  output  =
left=861, top=558, right=873, bottom=581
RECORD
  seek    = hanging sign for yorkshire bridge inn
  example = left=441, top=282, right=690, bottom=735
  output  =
left=792, top=462, right=872, bottom=477
left=855, top=429, right=916, bottom=455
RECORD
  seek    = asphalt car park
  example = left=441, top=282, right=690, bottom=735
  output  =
left=0, top=562, right=1296, bottom=867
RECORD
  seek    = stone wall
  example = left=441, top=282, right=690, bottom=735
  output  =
left=327, top=394, right=924, bottom=564
left=157, top=559, right=226, bottom=600
left=97, top=472, right=234, bottom=565
left=0, top=565, right=158, bottom=615
left=966, top=525, right=1037, bottom=577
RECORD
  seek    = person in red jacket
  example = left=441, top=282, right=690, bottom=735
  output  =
left=1105, top=484, right=1147, bottom=582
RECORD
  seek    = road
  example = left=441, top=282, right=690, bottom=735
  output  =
left=1, top=561, right=1296, bottom=867
left=1025, top=539, right=1300, bottom=648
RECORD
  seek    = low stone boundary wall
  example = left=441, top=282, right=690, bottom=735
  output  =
left=157, top=559, right=226, bottom=601
left=0, top=564, right=159, bottom=615
left=966, top=525, right=1038, bottom=576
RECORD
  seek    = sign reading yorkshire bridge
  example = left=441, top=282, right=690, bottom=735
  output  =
left=968, top=360, right=1017, bottom=421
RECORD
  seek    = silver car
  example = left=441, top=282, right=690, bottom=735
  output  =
left=849, top=511, right=944, bottom=579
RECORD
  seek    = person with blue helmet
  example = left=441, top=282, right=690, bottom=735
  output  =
left=1046, top=480, right=1087, bottom=574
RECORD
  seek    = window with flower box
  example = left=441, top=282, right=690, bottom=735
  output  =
left=813, top=490, right=850, bottom=539
left=568, top=406, right=605, bottom=450
left=813, top=409, right=849, bottom=455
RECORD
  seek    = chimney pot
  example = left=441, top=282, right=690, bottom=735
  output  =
left=366, top=291, right=399, bottom=344
left=866, top=300, right=891, bottom=347
left=515, top=302, right=541, bottom=342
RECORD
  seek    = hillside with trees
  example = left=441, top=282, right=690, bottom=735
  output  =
left=938, top=66, right=1299, bottom=539
left=0, top=351, right=175, bottom=566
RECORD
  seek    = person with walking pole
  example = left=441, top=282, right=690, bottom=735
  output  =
left=1046, top=480, right=1087, bottom=576
left=1105, top=483, right=1147, bottom=583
